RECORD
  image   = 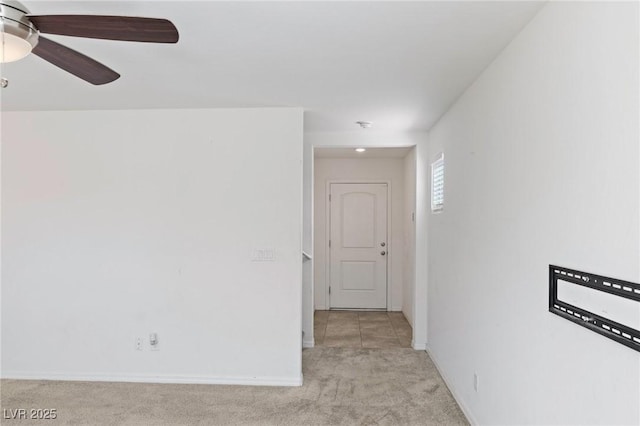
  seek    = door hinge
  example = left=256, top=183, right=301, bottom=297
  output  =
left=329, top=239, right=331, bottom=248
left=329, top=194, right=331, bottom=202
left=329, top=286, right=331, bottom=295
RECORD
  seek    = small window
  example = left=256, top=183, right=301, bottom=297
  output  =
left=431, top=153, right=444, bottom=212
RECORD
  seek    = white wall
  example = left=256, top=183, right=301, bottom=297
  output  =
left=403, top=148, right=416, bottom=326
left=425, top=2, right=639, bottom=424
left=313, top=157, right=405, bottom=311
left=1, top=108, right=304, bottom=386
left=303, top=131, right=428, bottom=348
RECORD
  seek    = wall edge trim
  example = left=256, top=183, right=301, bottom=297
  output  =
left=1, top=371, right=304, bottom=387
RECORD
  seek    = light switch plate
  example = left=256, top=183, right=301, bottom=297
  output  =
left=251, top=248, right=276, bottom=262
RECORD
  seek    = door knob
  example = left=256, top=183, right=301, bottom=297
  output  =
left=380, top=242, right=386, bottom=247
left=381, top=251, right=386, bottom=256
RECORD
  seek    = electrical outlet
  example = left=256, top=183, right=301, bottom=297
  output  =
left=473, top=373, right=479, bottom=392
left=135, top=337, right=143, bottom=351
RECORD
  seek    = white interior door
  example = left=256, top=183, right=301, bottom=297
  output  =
left=329, top=183, right=388, bottom=309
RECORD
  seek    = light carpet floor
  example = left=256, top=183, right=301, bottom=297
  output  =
left=1, top=347, right=468, bottom=425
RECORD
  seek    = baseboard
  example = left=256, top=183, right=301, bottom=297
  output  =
left=303, top=338, right=315, bottom=348
left=426, top=347, right=477, bottom=425
left=390, top=306, right=403, bottom=312
left=1, top=371, right=304, bottom=387
left=412, top=341, right=427, bottom=350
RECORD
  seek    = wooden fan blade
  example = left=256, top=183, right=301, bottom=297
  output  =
left=28, top=15, right=179, bottom=43
left=32, top=36, right=120, bottom=85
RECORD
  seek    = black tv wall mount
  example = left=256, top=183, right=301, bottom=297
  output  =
left=549, top=265, right=640, bottom=352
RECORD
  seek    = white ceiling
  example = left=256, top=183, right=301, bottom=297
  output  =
left=315, top=147, right=412, bottom=159
left=0, top=1, right=544, bottom=132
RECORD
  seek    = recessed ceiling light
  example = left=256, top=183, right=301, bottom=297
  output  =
left=356, top=121, right=372, bottom=129
left=355, top=148, right=366, bottom=153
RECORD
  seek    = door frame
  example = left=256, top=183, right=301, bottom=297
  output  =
left=325, top=179, right=392, bottom=310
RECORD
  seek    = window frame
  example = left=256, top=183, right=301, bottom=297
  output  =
left=431, top=153, right=444, bottom=213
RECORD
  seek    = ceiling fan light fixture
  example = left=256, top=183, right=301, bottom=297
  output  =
left=1, top=30, right=36, bottom=62
left=0, top=1, right=39, bottom=63
left=0, top=0, right=179, bottom=84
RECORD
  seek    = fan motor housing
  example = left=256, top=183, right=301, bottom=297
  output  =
left=0, top=0, right=39, bottom=62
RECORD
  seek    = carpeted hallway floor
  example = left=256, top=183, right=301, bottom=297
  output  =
left=1, top=348, right=467, bottom=425
left=1, top=313, right=468, bottom=425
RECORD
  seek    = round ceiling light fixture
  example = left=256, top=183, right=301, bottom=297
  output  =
left=356, top=121, right=372, bottom=129
left=0, top=1, right=39, bottom=63
left=355, top=148, right=366, bottom=153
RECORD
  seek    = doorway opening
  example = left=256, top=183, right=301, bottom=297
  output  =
left=311, top=146, right=417, bottom=348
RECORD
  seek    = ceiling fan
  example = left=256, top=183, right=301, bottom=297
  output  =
left=0, top=0, right=179, bottom=85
